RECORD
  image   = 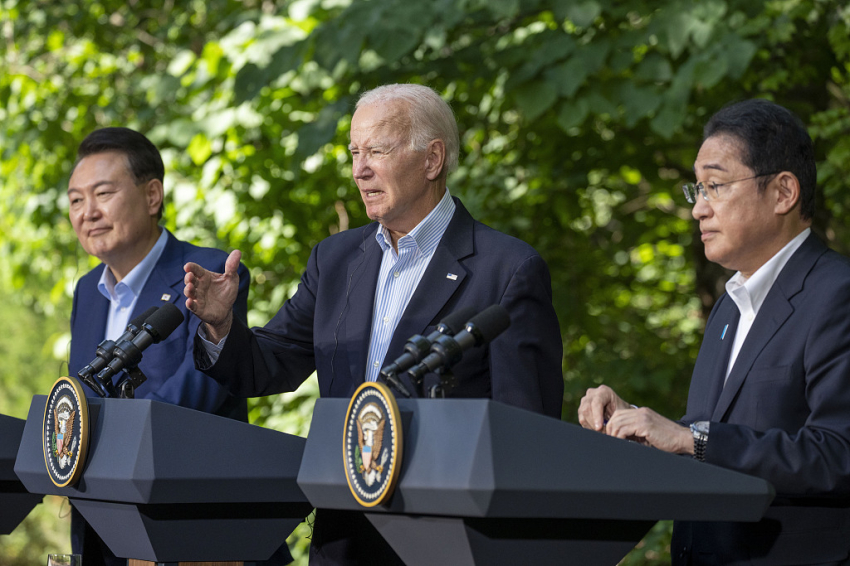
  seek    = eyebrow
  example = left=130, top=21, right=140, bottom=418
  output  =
left=694, top=163, right=728, bottom=174
left=67, top=180, right=117, bottom=194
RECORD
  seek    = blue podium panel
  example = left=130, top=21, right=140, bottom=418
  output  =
left=15, top=397, right=311, bottom=562
left=0, top=414, right=42, bottom=535
left=298, top=398, right=774, bottom=566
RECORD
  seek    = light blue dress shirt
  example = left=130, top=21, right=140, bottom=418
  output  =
left=96, top=228, right=168, bottom=341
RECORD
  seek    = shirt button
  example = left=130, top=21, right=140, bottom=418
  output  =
left=747, top=313, right=754, bottom=321
left=373, top=361, right=380, bottom=368
left=383, top=316, right=389, bottom=324
left=393, top=271, right=400, bottom=278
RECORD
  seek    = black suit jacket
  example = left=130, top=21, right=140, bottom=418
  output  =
left=673, top=234, right=850, bottom=565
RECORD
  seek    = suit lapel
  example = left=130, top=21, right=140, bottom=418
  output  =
left=345, top=227, right=383, bottom=384
left=73, top=268, right=110, bottom=373
left=382, top=199, right=474, bottom=365
left=135, top=231, right=183, bottom=313
left=711, top=233, right=827, bottom=421
left=704, top=304, right=740, bottom=415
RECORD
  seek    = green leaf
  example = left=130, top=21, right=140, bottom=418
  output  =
left=635, top=53, right=673, bottom=83
left=370, top=28, right=421, bottom=61
left=187, top=133, right=213, bottom=166
left=556, top=97, right=590, bottom=131
left=567, top=1, right=602, bottom=28
left=666, top=12, right=691, bottom=59
left=234, top=63, right=270, bottom=105
left=546, top=59, right=590, bottom=98
left=486, top=0, right=521, bottom=19
left=513, top=81, right=559, bottom=122
left=614, top=82, right=661, bottom=127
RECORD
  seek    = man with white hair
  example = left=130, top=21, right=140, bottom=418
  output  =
left=184, top=83, right=564, bottom=564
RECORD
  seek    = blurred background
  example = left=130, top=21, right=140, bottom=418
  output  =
left=3, top=0, right=850, bottom=563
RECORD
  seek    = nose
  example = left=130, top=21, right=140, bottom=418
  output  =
left=82, top=197, right=101, bottom=221
left=352, top=155, right=371, bottom=180
left=691, top=192, right=711, bottom=221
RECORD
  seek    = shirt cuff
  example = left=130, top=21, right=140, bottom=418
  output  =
left=197, top=324, right=228, bottom=365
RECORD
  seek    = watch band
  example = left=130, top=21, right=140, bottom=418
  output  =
left=690, top=421, right=709, bottom=462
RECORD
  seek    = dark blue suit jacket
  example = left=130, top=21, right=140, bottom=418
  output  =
left=199, top=198, right=564, bottom=565
left=201, top=198, right=564, bottom=415
left=69, top=230, right=250, bottom=418
left=68, top=230, right=256, bottom=566
left=673, top=234, right=850, bottom=565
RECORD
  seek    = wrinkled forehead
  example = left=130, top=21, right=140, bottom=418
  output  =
left=349, top=101, right=411, bottom=146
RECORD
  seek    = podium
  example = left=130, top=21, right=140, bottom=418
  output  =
left=15, top=397, right=312, bottom=563
left=298, top=399, right=775, bottom=565
left=0, top=414, right=43, bottom=535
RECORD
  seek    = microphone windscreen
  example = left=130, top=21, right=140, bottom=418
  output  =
left=143, top=303, right=185, bottom=341
left=440, top=306, right=477, bottom=334
left=129, top=306, right=159, bottom=330
left=469, top=304, right=510, bottom=343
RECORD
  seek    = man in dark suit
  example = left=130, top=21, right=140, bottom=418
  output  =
left=184, top=83, right=564, bottom=564
left=66, top=127, right=253, bottom=565
left=578, top=99, right=850, bottom=565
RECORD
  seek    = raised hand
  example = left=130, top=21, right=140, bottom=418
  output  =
left=184, top=249, right=242, bottom=343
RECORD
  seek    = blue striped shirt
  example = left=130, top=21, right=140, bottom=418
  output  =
left=364, top=189, right=456, bottom=382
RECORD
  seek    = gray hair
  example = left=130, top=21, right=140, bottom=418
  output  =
left=356, top=84, right=459, bottom=177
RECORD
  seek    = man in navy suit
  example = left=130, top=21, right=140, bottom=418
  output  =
left=579, top=99, right=850, bottom=564
left=66, top=127, right=253, bottom=565
left=184, top=83, right=564, bottom=564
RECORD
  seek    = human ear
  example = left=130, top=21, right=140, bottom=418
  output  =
left=145, top=179, right=164, bottom=217
left=424, top=139, right=446, bottom=181
left=772, top=172, right=801, bottom=216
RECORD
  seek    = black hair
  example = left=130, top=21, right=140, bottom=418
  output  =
left=75, top=127, right=164, bottom=219
left=703, top=99, right=816, bottom=220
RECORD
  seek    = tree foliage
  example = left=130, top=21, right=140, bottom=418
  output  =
left=4, top=0, right=850, bottom=563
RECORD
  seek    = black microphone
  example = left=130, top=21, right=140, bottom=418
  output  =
left=407, top=305, right=511, bottom=383
left=78, top=306, right=158, bottom=397
left=95, top=304, right=184, bottom=388
left=380, top=306, right=476, bottom=379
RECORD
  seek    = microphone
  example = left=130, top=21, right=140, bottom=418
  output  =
left=78, top=306, right=158, bottom=397
left=95, top=304, right=184, bottom=388
left=407, top=304, right=511, bottom=383
left=380, top=306, right=476, bottom=379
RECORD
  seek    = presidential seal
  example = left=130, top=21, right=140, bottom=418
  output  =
left=343, top=381, right=403, bottom=507
left=43, top=376, right=89, bottom=487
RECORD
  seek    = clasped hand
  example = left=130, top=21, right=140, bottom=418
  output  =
left=578, top=385, right=693, bottom=455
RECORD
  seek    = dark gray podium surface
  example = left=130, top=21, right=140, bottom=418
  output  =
left=15, top=396, right=311, bottom=562
left=0, top=414, right=43, bottom=535
left=298, top=398, right=775, bottom=565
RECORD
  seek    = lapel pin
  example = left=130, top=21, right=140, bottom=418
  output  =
left=446, top=273, right=458, bottom=281
left=161, top=293, right=172, bottom=302
left=721, top=323, right=728, bottom=340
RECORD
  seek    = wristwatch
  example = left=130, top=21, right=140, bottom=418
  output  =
left=690, top=421, right=709, bottom=462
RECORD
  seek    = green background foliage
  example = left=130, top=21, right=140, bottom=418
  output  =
left=4, top=0, right=850, bottom=563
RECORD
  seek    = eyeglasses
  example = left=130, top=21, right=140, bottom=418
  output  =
left=682, top=172, right=778, bottom=204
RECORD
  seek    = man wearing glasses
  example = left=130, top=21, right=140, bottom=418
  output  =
left=579, top=99, right=850, bottom=564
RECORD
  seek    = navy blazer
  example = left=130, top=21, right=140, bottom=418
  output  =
left=201, top=198, right=564, bottom=417
left=69, top=230, right=250, bottom=419
left=673, top=234, right=850, bottom=565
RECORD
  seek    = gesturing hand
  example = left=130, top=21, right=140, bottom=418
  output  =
left=184, top=249, right=242, bottom=343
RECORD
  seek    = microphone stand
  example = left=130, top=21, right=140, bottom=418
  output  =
left=427, top=369, right=458, bottom=399
left=115, top=366, right=149, bottom=399
left=380, top=369, right=412, bottom=398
